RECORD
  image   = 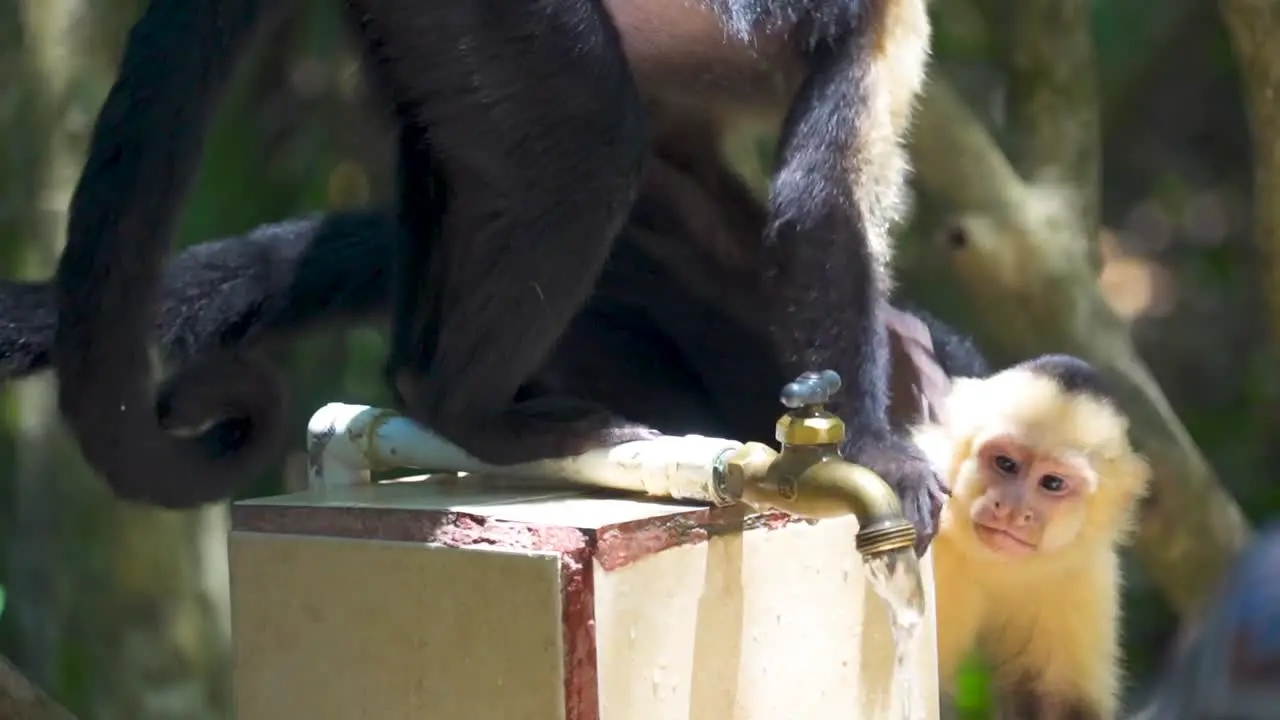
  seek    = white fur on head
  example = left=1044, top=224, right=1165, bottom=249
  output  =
left=912, top=365, right=1152, bottom=547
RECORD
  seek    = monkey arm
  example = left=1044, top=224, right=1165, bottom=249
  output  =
left=0, top=212, right=394, bottom=382
left=0, top=212, right=396, bottom=471
left=905, top=307, right=991, bottom=379
left=154, top=212, right=392, bottom=363
left=758, top=0, right=941, bottom=554
left=0, top=282, right=56, bottom=378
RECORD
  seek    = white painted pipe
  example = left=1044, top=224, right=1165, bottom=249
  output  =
left=305, top=403, right=743, bottom=505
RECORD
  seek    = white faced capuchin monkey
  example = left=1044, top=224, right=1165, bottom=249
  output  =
left=913, top=355, right=1152, bottom=720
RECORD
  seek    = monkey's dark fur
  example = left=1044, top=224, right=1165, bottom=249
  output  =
left=7, top=168, right=976, bottom=535
left=3, top=213, right=387, bottom=380
left=5, top=206, right=980, bottom=504
left=50, top=0, right=939, bottom=542
left=8, top=180, right=983, bottom=440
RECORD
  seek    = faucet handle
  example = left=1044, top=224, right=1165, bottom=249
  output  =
left=780, top=370, right=842, bottom=409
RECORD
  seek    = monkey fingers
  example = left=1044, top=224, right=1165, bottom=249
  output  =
left=844, top=434, right=946, bottom=556
left=395, top=371, right=662, bottom=466
left=491, top=394, right=663, bottom=463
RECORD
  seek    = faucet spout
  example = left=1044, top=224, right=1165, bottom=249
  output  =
left=730, top=444, right=917, bottom=557
left=717, top=370, right=918, bottom=558
left=792, top=457, right=918, bottom=556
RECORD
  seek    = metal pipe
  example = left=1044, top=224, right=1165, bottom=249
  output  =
left=790, top=458, right=918, bottom=555
left=304, top=366, right=918, bottom=557
left=305, top=402, right=741, bottom=505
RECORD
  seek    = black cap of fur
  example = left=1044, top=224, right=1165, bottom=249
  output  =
left=1016, top=354, right=1118, bottom=406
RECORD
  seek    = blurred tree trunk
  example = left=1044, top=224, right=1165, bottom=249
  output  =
left=1003, top=0, right=1101, bottom=237
left=0, top=655, right=75, bottom=719
left=1219, top=0, right=1280, bottom=403
left=905, top=76, right=1251, bottom=619
left=0, top=0, right=52, bottom=684
left=898, top=0, right=1252, bottom=618
left=3, top=0, right=232, bottom=717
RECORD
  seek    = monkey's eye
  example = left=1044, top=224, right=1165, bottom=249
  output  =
left=1039, top=475, right=1067, bottom=493
left=993, top=455, right=1018, bottom=475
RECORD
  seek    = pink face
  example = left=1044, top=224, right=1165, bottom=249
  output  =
left=965, top=435, right=1090, bottom=556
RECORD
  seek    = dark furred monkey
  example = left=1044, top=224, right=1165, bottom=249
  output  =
left=8, top=151, right=964, bottom=536
left=18, top=137, right=963, bottom=440
left=52, top=0, right=938, bottom=529
left=3, top=206, right=977, bottom=444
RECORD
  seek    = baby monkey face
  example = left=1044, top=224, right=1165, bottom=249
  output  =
left=965, top=435, right=1091, bottom=556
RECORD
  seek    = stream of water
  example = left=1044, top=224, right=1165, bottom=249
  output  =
left=864, top=548, right=927, bottom=720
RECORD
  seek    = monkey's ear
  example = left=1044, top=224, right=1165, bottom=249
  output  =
left=1119, top=452, right=1154, bottom=500
left=911, top=421, right=967, bottom=482
left=1099, top=451, right=1153, bottom=543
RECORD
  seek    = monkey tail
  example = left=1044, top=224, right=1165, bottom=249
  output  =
left=0, top=211, right=395, bottom=505
left=0, top=212, right=393, bottom=383
left=0, top=278, right=285, bottom=499
left=0, top=281, right=56, bottom=379
left=153, top=352, right=289, bottom=481
left=146, top=213, right=396, bottom=466
left=51, top=0, right=290, bottom=507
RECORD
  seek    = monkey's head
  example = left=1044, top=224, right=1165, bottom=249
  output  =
left=913, top=354, right=1150, bottom=563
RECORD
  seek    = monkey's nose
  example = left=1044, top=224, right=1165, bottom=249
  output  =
left=1014, top=510, right=1034, bottom=526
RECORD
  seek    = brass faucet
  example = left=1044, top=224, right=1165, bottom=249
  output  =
left=716, top=370, right=918, bottom=557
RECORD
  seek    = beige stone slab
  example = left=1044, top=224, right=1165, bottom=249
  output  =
left=230, top=476, right=939, bottom=719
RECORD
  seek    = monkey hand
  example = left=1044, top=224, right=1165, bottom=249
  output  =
left=843, top=433, right=948, bottom=556
left=499, top=395, right=664, bottom=461
left=397, top=383, right=662, bottom=467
